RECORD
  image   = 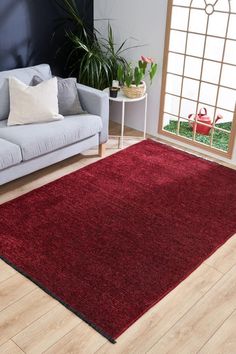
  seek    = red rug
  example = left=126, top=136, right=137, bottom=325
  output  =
left=0, top=140, right=236, bottom=343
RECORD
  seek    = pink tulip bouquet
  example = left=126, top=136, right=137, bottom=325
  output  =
left=117, top=56, right=158, bottom=88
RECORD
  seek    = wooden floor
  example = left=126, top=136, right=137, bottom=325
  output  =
left=0, top=122, right=236, bottom=354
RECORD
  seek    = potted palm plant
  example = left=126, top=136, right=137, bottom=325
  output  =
left=117, top=56, right=158, bottom=98
left=54, top=0, right=141, bottom=90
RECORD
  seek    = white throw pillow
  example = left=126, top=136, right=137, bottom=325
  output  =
left=7, top=77, right=63, bottom=126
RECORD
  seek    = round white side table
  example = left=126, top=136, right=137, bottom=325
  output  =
left=104, top=88, right=148, bottom=149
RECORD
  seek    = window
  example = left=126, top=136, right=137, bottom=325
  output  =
left=159, top=0, right=236, bottom=158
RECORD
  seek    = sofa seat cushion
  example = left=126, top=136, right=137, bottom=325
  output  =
left=0, top=138, right=22, bottom=171
left=0, top=115, right=102, bottom=161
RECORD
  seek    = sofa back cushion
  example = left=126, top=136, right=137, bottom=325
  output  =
left=31, top=75, right=85, bottom=116
left=0, top=64, right=52, bottom=121
left=8, top=77, right=63, bottom=126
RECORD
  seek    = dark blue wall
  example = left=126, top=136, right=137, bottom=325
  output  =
left=0, top=0, right=93, bottom=76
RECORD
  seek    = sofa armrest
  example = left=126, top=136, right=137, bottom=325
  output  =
left=77, top=84, right=109, bottom=144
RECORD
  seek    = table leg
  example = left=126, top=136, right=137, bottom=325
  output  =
left=144, top=94, right=148, bottom=140
left=119, top=100, right=125, bottom=149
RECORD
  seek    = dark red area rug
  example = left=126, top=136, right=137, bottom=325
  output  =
left=1, top=140, right=236, bottom=343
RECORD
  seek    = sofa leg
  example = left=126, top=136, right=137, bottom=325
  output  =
left=99, top=143, right=106, bottom=157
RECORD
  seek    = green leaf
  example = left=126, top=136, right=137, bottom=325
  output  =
left=139, top=60, right=147, bottom=74
left=117, top=64, right=124, bottom=83
left=54, top=2, right=146, bottom=89
left=134, top=67, right=144, bottom=86
left=116, top=39, right=129, bottom=55
left=125, top=67, right=133, bottom=87
left=149, top=63, right=158, bottom=83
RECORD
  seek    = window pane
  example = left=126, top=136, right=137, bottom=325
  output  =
left=221, top=65, right=236, bottom=89
left=224, top=40, right=236, bottom=65
left=214, top=0, right=230, bottom=12
left=169, top=30, right=187, bottom=53
left=182, top=78, right=199, bottom=100
left=166, top=74, right=182, bottom=95
left=186, top=34, right=205, bottom=57
left=195, top=133, right=211, bottom=146
left=171, top=6, right=189, bottom=30
left=228, top=14, right=236, bottom=40
left=212, top=130, right=230, bottom=151
left=202, top=60, right=221, bottom=84
left=217, top=87, right=236, bottom=111
left=199, top=83, right=218, bottom=106
left=215, top=109, right=234, bottom=128
left=180, top=98, right=197, bottom=118
left=163, top=114, right=178, bottom=130
left=189, top=9, right=208, bottom=34
left=184, top=56, right=202, bottom=79
left=167, top=53, right=185, bottom=75
left=207, top=12, right=228, bottom=37
left=191, top=0, right=206, bottom=9
left=197, top=103, right=215, bottom=121
left=205, top=37, right=225, bottom=61
left=164, top=94, right=180, bottom=115
left=173, top=0, right=191, bottom=5
left=230, top=0, right=236, bottom=12
left=199, top=84, right=217, bottom=107
left=179, top=121, right=193, bottom=139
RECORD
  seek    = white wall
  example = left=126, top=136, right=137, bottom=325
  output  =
left=94, top=0, right=236, bottom=165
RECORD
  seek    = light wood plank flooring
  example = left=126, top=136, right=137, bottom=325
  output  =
left=0, top=123, right=236, bottom=354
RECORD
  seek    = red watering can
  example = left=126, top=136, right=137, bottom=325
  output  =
left=188, top=108, right=223, bottom=136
